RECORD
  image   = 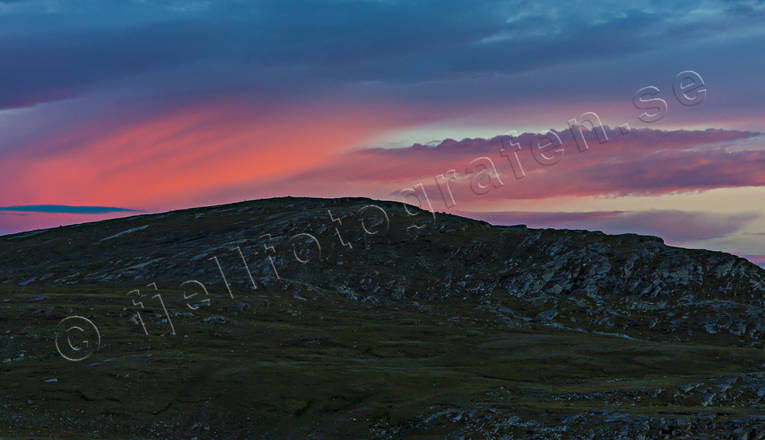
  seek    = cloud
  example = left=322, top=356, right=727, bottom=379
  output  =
left=6, top=123, right=758, bottom=228
left=0, top=96, right=428, bottom=211
left=0, top=210, right=140, bottom=236
left=0, top=205, right=138, bottom=214
left=2, top=0, right=765, bottom=113
left=0, top=19, right=223, bottom=110
left=0, top=205, right=140, bottom=234
left=242, top=128, right=764, bottom=207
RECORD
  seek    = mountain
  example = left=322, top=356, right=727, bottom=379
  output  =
left=2, top=197, right=765, bottom=439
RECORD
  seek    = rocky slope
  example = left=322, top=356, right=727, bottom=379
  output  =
left=3, top=196, right=764, bottom=347
left=1, top=196, right=765, bottom=439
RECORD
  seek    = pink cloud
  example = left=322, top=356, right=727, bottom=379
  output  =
left=0, top=97, right=430, bottom=212
left=4, top=116, right=765, bottom=244
left=245, top=127, right=763, bottom=210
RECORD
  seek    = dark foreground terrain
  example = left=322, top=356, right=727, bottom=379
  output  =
left=2, top=197, right=765, bottom=439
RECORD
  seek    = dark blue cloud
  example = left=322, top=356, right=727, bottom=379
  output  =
left=0, top=205, right=139, bottom=214
left=1, top=0, right=764, bottom=112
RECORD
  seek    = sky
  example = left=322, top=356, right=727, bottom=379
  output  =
left=1, top=0, right=765, bottom=265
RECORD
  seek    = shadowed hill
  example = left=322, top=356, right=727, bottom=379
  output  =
left=3, top=196, right=764, bottom=347
left=2, top=197, right=765, bottom=439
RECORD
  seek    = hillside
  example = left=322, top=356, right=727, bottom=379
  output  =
left=2, top=197, right=765, bottom=439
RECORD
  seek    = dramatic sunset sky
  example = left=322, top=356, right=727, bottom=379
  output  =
left=1, top=0, right=765, bottom=265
